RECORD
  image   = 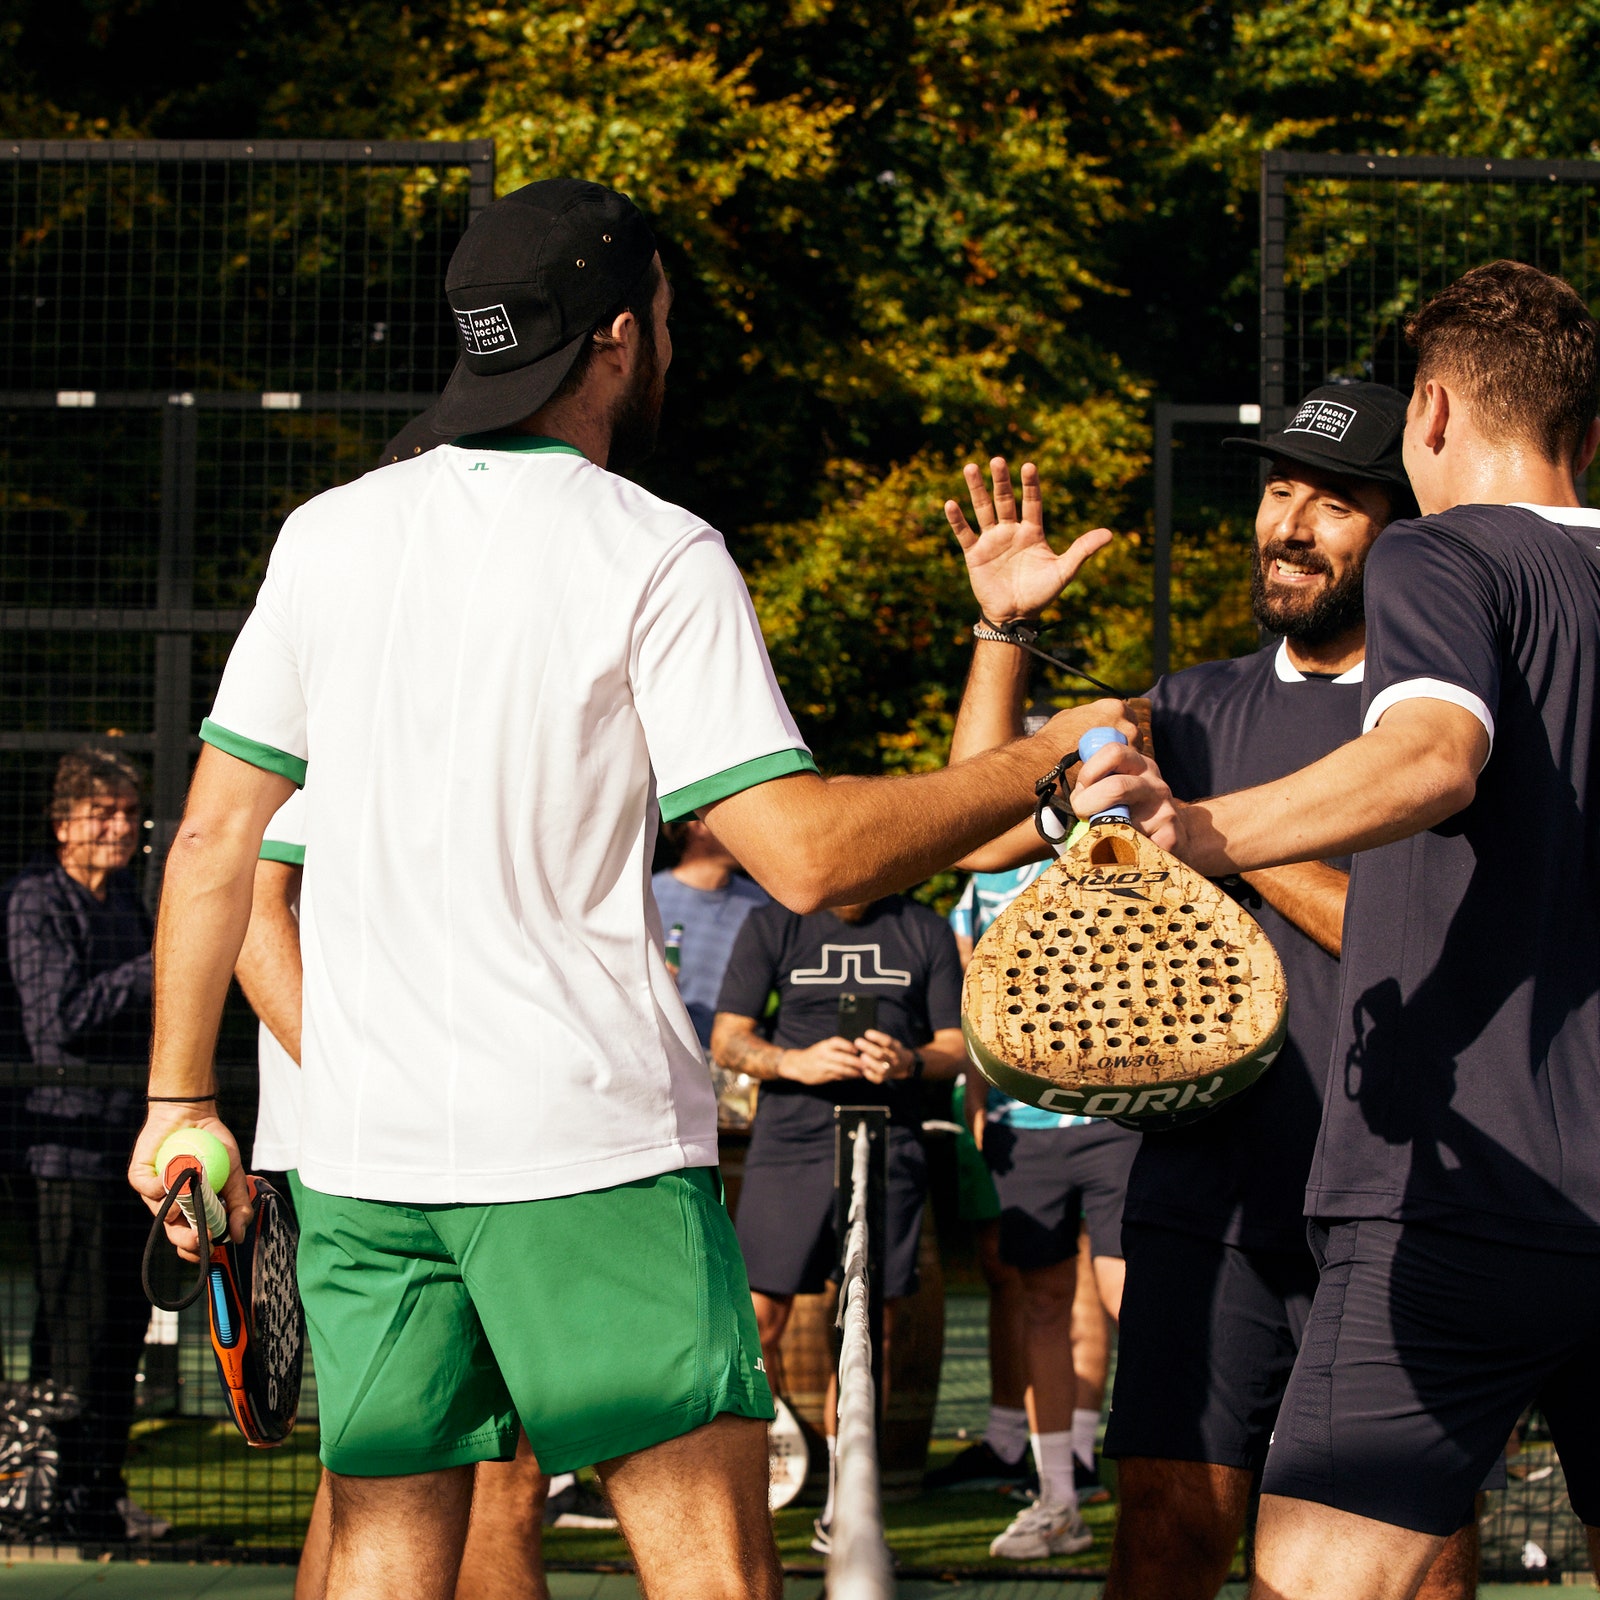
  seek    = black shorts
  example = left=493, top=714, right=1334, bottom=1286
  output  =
left=1106, top=1222, right=1319, bottom=1471
left=735, top=1130, right=927, bottom=1300
left=983, top=1120, right=1136, bottom=1270
left=1262, top=1219, right=1600, bottom=1536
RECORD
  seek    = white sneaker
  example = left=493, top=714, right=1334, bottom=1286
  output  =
left=988, top=1499, right=1093, bottom=1559
left=117, top=1495, right=171, bottom=1540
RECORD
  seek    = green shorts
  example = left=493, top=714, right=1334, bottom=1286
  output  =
left=295, top=1166, right=774, bottom=1477
left=956, top=1129, right=1002, bottom=1222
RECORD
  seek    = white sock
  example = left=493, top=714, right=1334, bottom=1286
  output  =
left=1031, top=1431, right=1079, bottom=1513
left=546, top=1471, right=576, bottom=1495
left=1071, top=1407, right=1100, bottom=1469
left=984, top=1405, right=1029, bottom=1465
left=822, top=1435, right=837, bottom=1525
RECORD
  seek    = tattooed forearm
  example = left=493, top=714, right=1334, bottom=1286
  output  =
left=712, top=1018, right=787, bottom=1081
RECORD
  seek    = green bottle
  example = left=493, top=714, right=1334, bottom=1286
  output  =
left=665, top=922, right=684, bottom=978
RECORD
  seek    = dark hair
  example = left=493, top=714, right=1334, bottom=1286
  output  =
left=550, top=256, right=665, bottom=404
left=50, top=746, right=143, bottom=824
left=1405, top=261, right=1599, bottom=464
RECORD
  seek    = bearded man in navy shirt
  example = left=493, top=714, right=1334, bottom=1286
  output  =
left=945, top=382, right=1484, bottom=1598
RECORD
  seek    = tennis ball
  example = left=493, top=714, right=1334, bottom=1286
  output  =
left=155, top=1127, right=231, bottom=1192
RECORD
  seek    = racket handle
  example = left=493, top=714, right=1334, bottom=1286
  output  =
left=1077, top=726, right=1131, bottom=822
left=163, top=1156, right=228, bottom=1246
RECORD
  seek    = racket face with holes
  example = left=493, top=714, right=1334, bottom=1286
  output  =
left=207, top=1176, right=304, bottom=1447
left=963, top=821, right=1287, bottom=1130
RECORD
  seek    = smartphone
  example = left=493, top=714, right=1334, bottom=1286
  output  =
left=837, top=992, right=878, bottom=1039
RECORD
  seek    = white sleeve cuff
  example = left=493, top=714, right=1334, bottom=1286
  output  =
left=1363, top=678, right=1495, bottom=767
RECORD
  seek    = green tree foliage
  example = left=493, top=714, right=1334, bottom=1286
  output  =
left=3, top=0, right=1599, bottom=769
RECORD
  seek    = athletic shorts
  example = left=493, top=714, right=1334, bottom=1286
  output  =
left=1106, top=1222, right=1319, bottom=1471
left=955, top=1129, right=1002, bottom=1223
left=983, top=1120, right=1137, bottom=1269
left=296, top=1166, right=773, bottom=1478
left=1262, top=1219, right=1600, bottom=1536
left=736, top=1129, right=927, bottom=1300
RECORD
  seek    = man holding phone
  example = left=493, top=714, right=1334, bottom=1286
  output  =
left=711, top=895, right=966, bottom=1550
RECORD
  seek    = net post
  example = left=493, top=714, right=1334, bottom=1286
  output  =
left=1260, top=151, right=1288, bottom=431
left=1152, top=401, right=1174, bottom=680
left=834, top=1105, right=888, bottom=1423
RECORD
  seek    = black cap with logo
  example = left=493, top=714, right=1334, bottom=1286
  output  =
left=428, top=178, right=657, bottom=438
left=1224, top=381, right=1412, bottom=503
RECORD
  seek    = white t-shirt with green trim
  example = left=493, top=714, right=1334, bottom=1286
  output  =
left=251, top=788, right=304, bottom=1174
left=204, top=436, right=815, bottom=1204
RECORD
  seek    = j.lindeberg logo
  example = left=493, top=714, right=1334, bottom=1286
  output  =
left=455, top=303, right=518, bottom=355
left=789, top=945, right=912, bottom=987
left=1284, top=399, right=1357, bottom=442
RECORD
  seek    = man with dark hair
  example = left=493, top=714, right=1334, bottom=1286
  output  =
left=7, top=746, right=166, bottom=1541
left=128, top=177, right=1128, bottom=1600
left=1075, top=260, right=1600, bottom=1599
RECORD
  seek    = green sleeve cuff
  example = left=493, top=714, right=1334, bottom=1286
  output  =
left=259, top=840, right=306, bottom=865
left=199, top=719, right=308, bottom=787
left=659, top=747, right=818, bottom=822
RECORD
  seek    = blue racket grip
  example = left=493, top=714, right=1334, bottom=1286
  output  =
left=1077, top=726, right=1131, bottom=822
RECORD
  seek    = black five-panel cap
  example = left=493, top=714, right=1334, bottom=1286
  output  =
left=428, top=179, right=657, bottom=438
left=1224, top=381, right=1412, bottom=500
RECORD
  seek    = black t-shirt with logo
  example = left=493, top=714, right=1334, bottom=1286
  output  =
left=716, top=896, right=963, bottom=1156
left=1307, top=506, right=1600, bottom=1251
left=1124, top=642, right=1362, bottom=1251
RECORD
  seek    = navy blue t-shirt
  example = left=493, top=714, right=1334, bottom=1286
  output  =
left=716, top=896, right=962, bottom=1155
left=1307, top=505, right=1600, bottom=1251
left=1123, top=641, right=1361, bottom=1251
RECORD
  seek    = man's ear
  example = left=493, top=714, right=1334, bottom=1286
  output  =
left=1576, top=415, right=1600, bottom=476
left=1422, top=378, right=1450, bottom=453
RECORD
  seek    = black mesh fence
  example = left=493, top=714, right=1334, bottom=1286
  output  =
left=0, top=138, right=492, bottom=1558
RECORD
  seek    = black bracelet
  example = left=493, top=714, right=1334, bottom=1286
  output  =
left=146, top=1093, right=218, bottom=1103
left=909, top=1049, right=926, bottom=1082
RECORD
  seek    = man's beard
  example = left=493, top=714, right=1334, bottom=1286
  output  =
left=1250, top=539, right=1367, bottom=646
left=606, top=332, right=665, bottom=472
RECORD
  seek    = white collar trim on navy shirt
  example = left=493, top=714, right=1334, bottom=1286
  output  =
left=1274, top=638, right=1364, bottom=685
left=1512, top=502, right=1600, bottom=528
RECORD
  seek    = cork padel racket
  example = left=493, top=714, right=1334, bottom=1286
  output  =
left=141, top=1130, right=304, bottom=1447
left=963, top=727, right=1287, bottom=1130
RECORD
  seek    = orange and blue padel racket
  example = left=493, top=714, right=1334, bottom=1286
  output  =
left=141, top=1129, right=303, bottom=1447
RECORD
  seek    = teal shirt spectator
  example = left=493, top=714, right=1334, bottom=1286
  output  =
left=950, top=864, right=1093, bottom=1131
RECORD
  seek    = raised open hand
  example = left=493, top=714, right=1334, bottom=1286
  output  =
left=945, top=457, right=1113, bottom=625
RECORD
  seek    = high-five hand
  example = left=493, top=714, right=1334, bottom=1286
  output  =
left=945, top=458, right=1113, bottom=625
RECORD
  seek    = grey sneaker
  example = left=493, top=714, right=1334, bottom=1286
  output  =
left=988, top=1499, right=1094, bottom=1560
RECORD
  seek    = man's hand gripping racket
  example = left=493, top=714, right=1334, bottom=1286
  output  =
left=962, top=727, right=1288, bottom=1130
left=139, top=1128, right=304, bottom=1447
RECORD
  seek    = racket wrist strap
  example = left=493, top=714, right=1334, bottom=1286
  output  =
left=974, top=616, right=1043, bottom=646
left=147, top=1093, right=217, bottom=1102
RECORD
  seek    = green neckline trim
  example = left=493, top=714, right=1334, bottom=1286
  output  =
left=259, top=840, right=306, bottom=866
left=199, top=719, right=308, bottom=787
left=451, top=433, right=586, bottom=458
left=659, top=748, right=818, bottom=822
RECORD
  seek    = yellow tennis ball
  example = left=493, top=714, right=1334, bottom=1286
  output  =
left=155, top=1128, right=231, bottom=1192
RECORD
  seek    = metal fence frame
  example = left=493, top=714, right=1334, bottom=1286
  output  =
left=0, top=140, right=494, bottom=901
left=1151, top=402, right=1261, bottom=679
left=1259, top=151, right=1600, bottom=429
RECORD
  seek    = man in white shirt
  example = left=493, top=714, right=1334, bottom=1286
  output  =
left=128, top=177, right=1129, bottom=1600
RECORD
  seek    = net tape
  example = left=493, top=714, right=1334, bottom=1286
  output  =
left=828, top=1125, right=893, bottom=1599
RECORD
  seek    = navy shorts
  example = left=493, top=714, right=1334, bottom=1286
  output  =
left=735, top=1129, right=927, bottom=1300
left=983, top=1120, right=1137, bottom=1269
left=1262, top=1219, right=1600, bottom=1536
left=1106, top=1221, right=1319, bottom=1472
